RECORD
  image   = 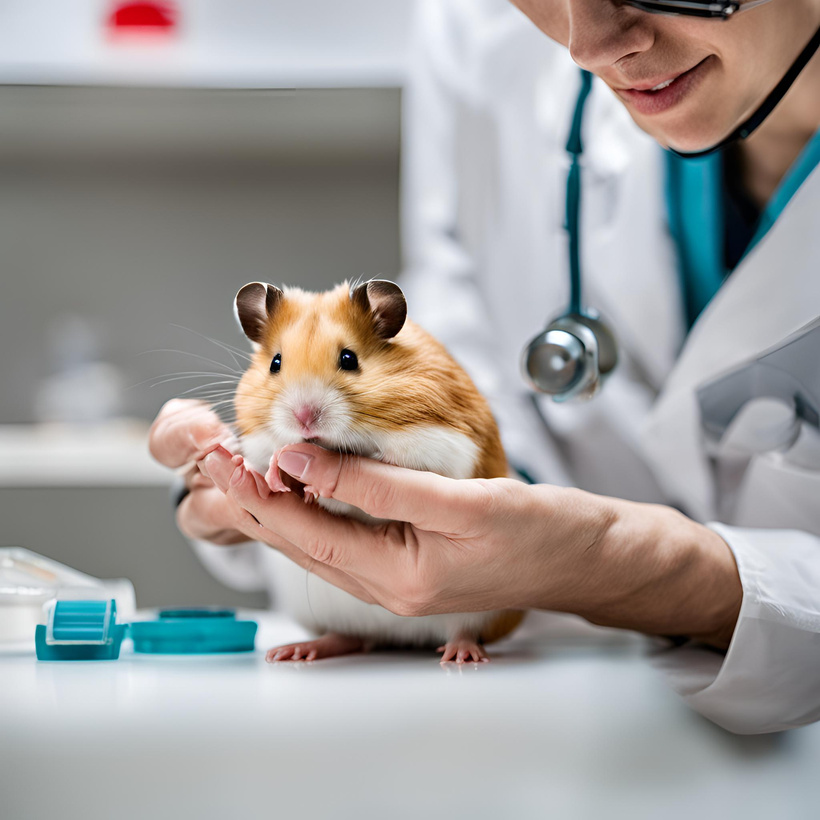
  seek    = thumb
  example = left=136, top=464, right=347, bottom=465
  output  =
left=149, top=399, right=232, bottom=469
left=275, top=444, right=469, bottom=531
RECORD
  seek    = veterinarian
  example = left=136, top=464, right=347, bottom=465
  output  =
left=149, top=0, right=820, bottom=734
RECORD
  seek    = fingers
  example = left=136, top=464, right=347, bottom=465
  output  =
left=202, top=447, right=407, bottom=581
left=195, top=448, right=379, bottom=601
left=148, top=399, right=233, bottom=470
left=227, top=475, right=380, bottom=603
left=271, top=444, right=472, bottom=532
left=176, top=485, right=251, bottom=545
left=202, top=449, right=448, bottom=616
left=205, top=448, right=365, bottom=563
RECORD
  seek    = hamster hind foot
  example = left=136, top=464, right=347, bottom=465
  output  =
left=265, top=632, right=368, bottom=663
left=437, top=636, right=490, bottom=664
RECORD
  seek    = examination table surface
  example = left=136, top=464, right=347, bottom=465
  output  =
left=1, top=611, right=818, bottom=820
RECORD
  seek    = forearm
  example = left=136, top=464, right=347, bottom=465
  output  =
left=534, top=490, right=743, bottom=649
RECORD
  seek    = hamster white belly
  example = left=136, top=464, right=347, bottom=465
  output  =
left=241, top=426, right=502, bottom=646
left=263, top=549, right=497, bottom=646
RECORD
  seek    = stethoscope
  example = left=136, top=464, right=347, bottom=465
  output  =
left=521, top=69, right=618, bottom=402
left=521, top=14, right=820, bottom=402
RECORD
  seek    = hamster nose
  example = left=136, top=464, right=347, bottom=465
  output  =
left=294, top=405, right=320, bottom=429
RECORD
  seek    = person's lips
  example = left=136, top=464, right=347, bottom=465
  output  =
left=614, top=56, right=714, bottom=116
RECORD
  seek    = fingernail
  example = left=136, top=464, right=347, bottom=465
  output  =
left=203, top=449, right=231, bottom=490
left=198, top=460, right=210, bottom=479
left=229, top=465, right=245, bottom=487
left=278, top=451, right=312, bottom=480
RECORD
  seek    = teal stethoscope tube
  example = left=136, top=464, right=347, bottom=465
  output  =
left=565, top=69, right=594, bottom=316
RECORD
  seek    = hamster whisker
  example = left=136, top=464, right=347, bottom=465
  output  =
left=138, top=348, right=244, bottom=375
left=191, top=393, right=242, bottom=403
left=152, top=370, right=240, bottom=380
left=167, top=388, right=237, bottom=402
left=169, top=323, right=253, bottom=359
left=189, top=397, right=239, bottom=408
left=168, top=323, right=253, bottom=369
left=186, top=380, right=240, bottom=391
left=174, top=380, right=241, bottom=397
left=206, top=394, right=238, bottom=407
left=191, top=384, right=242, bottom=396
left=187, top=396, right=239, bottom=407
left=208, top=404, right=238, bottom=423
left=127, top=371, right=241, bottom=392
left=142, top=371, right=240, bottom=387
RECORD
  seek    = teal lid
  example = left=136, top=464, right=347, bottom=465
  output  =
left=130, top=607, right=257, bottom=654
left=158, top=607, right=235, bottom=620
left=35, top=599, right=126, bottom=661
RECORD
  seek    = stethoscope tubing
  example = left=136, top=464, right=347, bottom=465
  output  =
left=565, top=70, right=594, bottom=316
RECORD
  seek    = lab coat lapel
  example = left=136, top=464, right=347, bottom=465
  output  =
left=582, top=86, right=685, bottom=389
left=642, top=165, right=820, bottom=521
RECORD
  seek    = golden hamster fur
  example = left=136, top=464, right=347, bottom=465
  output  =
left=232, top=279, right=523, bottom=662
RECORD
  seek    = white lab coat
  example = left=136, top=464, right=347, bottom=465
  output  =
left=193, top=0, right=820, bottom=734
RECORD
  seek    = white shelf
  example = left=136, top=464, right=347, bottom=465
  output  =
left=0, top=423, right=174, bottom=487
left=0, top=0, right=415, bottom=89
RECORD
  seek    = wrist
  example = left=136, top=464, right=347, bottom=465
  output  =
left=544, top=493, right=742, bottom=649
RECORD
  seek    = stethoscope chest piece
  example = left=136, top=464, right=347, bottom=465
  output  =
left=522, top=312, right=618, bottom=402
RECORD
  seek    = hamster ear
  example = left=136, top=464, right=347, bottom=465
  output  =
left=350, top=279, right=407, bottom=340
left=234, top=282, right=283, bottom=344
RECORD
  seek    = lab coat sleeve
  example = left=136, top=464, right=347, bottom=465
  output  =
left=398, top=0, right=572, bottom=486
left=189, top=539, right=268, bottom=593
left=653, top=524, right=820, bottom=734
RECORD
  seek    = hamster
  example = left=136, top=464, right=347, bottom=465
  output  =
left=231, top=278, right=524, bottom=663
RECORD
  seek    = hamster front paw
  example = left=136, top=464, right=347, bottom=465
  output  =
left=266, top=449, right=312, bottom=498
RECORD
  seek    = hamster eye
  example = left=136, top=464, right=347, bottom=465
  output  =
left=270, top=353, right=281, bottom=373
left=339, top=349, right=359, bottom=372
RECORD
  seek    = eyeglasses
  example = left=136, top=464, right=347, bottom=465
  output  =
left=622, top=0, right=772, bottom=19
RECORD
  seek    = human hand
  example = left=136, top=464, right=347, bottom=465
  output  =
left=197, top=443, right=615, bottom=616
left=199, top=443, right=742, bottom=648
left=148, top=399, right=253, bottom=546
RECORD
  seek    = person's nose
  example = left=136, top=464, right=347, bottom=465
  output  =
left=566, top=0, right=654, bottom=73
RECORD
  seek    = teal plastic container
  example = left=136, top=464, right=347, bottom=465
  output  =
left=35, top=599, right=126, bottom=661
left=130, top=607, right=257, bottom=654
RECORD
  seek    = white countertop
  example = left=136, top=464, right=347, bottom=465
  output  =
left=1, top=611, right=818, bottom=820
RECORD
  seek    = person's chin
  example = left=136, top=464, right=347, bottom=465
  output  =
left=661, top=125, right=733, bottom=154
left=634, top=112, right=736, bottom=155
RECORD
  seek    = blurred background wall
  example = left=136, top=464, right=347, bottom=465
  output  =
left=0, top=0, right=413, bottom=608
